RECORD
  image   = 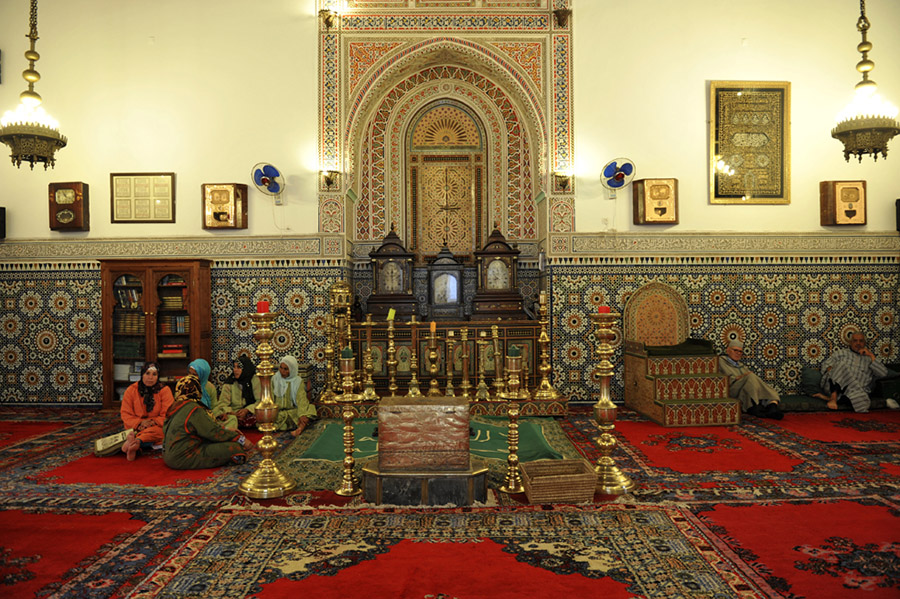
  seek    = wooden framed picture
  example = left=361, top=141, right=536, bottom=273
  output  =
left=633, top=178, right=678, bottom=224
left=820, top=180, right=866, bottom=225
left=49, top=182, right=90, bottom=231
left=110, top=173, right=175, bottom=223
left=201, top=183, right=248, bottom=229
left=709, top=81, right=790, bottom=205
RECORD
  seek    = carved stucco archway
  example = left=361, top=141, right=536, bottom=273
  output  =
left=345, top=38, right=546, bottom=246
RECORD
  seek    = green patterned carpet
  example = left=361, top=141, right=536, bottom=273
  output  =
left=277, top=415, right=582, bottom=490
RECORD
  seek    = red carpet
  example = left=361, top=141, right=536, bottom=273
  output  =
left=254, top=538, right=631, bottom=598
left=1, top=407, right=897, bottom=598
left=0, top=421, right=68, bottom=449
left=699, top=500, right=899, bottom=599
left=617, top=420, right=804, bottom=474
left=34, top=429, right=265, bottom=486
left=772, top=411, right=900, bottom=443
left=0, top=509, right=146, bottom=599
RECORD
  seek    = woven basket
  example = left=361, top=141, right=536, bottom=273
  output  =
left=520, top=459, right=597, bottom=504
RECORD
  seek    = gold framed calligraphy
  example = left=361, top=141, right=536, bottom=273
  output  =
left=709, top=81, right=790, bottom=205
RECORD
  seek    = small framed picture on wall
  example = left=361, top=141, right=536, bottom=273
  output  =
left=201, top=183, right=248, bottom=229
left=110, top=173, right=175, bottom=223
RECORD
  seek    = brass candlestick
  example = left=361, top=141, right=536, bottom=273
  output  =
left=426, top=327, right=441, bottom=396
left=334, top=347, right=363, bottom=497
left=533, top=292, right=560, bottom=401
left=459, top=327, right=472, bottom=399
left=320, top=314, right=337, bottom=403
left=361, top=314, right=378, bottom=401
left=499, top=350, right=524, bottom=495
left=491, top=325, right=505, bottom=397
left=239, top=311, right=296, bottom=499
left=406, top=315, right=423, bottom=397
left=445, top=332, right=456, bottom=397
left=590, top=311, right=634, bottom=495
left=475, top=332, right=491, bottom=401
left=521, top=357, right=531, bottom=399
left=386, top=317, right=398, bottom=397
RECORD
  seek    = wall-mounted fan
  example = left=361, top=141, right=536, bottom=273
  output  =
left=251, top=163, right=285, bottom=205
left=600, top=157, right=636, bottom=200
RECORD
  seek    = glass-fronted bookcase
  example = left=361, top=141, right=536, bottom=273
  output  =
left=100, top=259, right=211, bottom=411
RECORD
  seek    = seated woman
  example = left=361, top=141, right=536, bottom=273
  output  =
left=188, top=358, right=218, bottom=410
left=268, top=355, right=317, bottom=437
left=215, top=355, right=261, bottom=430
left=120, top=362, right=174, bottom=461
left=163, top=374, right=253, bottom=470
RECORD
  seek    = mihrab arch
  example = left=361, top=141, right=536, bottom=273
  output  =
left=344, top=38, right=547, bottom=253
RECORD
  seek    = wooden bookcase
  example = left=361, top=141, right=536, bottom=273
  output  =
left=100, top=259, right=211, bottom=411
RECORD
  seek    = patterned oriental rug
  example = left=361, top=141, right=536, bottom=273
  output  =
left=0, top=407, right=897, bottom=598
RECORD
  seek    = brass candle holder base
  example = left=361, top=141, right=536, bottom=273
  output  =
left=238, top=434, right=298, bottom=499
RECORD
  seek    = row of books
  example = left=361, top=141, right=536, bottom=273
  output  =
left=158, top=342, right=188, bottom=359
left=113, top=313, right=146, bottom=335
left=158, top=315, right=190, bottom=334
left=160, top=295, right=185, bottom=310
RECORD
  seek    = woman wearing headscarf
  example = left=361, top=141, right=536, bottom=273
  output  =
left=163, top=374, right=252, bottom=469
left=120, top=362, right=174, bottom=461
left=215, top=355, right=261, bottom=430
left=268, top=355, right=317, bottom=437
left=188, top=358, right=217, bottom=410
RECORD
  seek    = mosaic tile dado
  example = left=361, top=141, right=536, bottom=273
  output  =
left=0, top=245, right=895, bottom=407
left=547, top=262, right=898, bottom=404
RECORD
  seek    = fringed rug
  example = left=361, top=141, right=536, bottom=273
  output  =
left=1, top=407, right=898, bottom=598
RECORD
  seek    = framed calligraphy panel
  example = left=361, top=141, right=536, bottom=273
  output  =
left=709, top=81, right=790, bottom=205
left=110, top=173, right=176, bottom=223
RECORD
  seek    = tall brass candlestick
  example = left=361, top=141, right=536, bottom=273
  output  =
left=406, top=315, right=423, bottom=397
left=361, top=314, right=378, bottom=400
left=459, top=327, right=471, bottom=399
left=491, top=325, right=505, bottom=397
left=499, top=350, right=524, bottom=495
left=533, top=292, right=560, bottom=401
left=590, top=311, right=634, bottom=495
left=445, top=332, right=456, bottom=397
left=475, top=332, right=491, bottom=401
left=320, top=314, right=337, bottom=403
left=386, top=318, right=398, bottom=397
left=239, top=311, right=296, bottom=499
left=426, top=326, right=441, bottom=397
left=521, top=357, right=531, bottom=399
left=334, top=347, right=363, bottom=496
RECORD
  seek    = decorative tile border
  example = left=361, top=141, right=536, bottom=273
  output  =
left=548, top=232, right=900, bottom=257
left=2, top=234, right=895, bottom=264
left=0, top=236, right=349, bottom=263
left=342, top=13, right=551, bottom=31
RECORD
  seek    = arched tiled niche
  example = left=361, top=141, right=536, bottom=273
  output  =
left=343, top=38, right=547, bottom=251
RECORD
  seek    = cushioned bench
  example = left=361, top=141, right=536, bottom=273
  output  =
left=781, top=363, right=900, bottom=412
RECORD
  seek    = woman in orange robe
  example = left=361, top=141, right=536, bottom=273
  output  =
left=120, top=362, right=174, bottom=460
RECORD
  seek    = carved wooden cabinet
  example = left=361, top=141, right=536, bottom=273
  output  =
left=100, top=259, right=211, bottom=410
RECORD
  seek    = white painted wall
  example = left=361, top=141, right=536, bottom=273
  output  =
left=0, top=0, right=898, bottom=240
left=574, top=0, right=900, bottom=232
